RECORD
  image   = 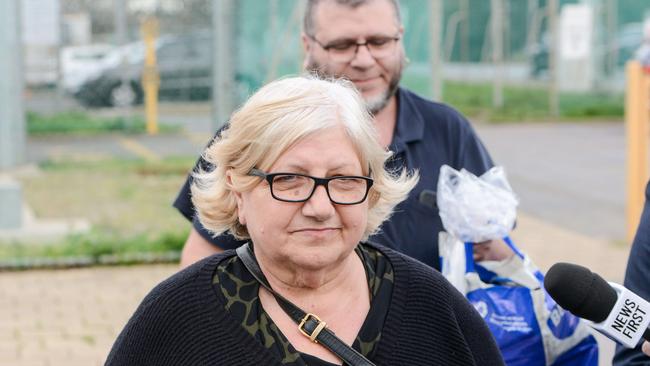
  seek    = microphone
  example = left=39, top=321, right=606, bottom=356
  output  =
left=544, top=262, right=650, bottom=348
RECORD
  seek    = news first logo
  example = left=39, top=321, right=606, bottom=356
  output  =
left=609, top=298, right=647, bottom=340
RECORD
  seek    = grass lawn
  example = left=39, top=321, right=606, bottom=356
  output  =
left=1, top=157, right=196, bottom=265
left=27, top=111, right=181, bottom=135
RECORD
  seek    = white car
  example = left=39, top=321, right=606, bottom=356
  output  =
left=60, top=44, right=115, bottom=94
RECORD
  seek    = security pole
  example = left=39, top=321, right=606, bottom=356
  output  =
left=0, top=0, right=25, bottom=229
left=141, top=17, right=159, bottom=135
left=430, top=0, right=444, bottom=101
left=212, top=0, right=236, bottom=130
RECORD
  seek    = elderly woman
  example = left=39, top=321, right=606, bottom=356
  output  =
left=105, top=76, right=504, bottom=366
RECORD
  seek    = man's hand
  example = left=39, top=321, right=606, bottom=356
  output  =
left=472, top=238, right=514, bottom=262
left=643, top=341, right=650, bottom=357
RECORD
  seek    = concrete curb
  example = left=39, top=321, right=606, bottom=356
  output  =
left=0, top=251, right=180, bottom=271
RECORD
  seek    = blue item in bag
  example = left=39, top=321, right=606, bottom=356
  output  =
left=440, top=234, right=599, bottom=366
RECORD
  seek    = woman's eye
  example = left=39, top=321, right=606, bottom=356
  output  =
left=274, top=175, right=298, bottom=183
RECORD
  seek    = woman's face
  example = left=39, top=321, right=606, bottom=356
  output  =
left=235, top=125, right=369, bottom=272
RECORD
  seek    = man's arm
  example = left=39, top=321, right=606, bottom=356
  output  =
left=175, top=175, right=246, bottom=268
left=613, top=181, right=650, bottom=365
left=180, top=227, right=224, bottom=268
left=178, top=215, right=247, bottom=268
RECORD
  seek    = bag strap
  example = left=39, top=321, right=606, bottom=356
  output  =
left=236, top=243, right=376, bottom=366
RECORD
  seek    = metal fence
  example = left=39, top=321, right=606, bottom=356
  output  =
left=17, top=0, right=650, bottom=114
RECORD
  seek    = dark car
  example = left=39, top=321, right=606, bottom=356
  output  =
left=74, top=31, right=213, bottom=107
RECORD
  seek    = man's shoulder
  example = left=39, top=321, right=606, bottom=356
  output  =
left=398, top=87, right=468, bottom=122
left=397, top=87, right=475, bottom=140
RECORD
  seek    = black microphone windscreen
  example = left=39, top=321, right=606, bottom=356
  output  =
left=544, top=262, right=618, bottom=323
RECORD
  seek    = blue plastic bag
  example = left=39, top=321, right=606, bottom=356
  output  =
left=440, top=234, right=599, bottom=366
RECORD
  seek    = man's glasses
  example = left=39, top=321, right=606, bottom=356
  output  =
left=309, top=34, right=401, bottom=63
left=249, top=168, right=374, bottom=205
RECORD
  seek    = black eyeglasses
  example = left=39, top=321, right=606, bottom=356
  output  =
left=249, top=168, right=374, bottom=205
left=308, top=34, right=401, bottom=63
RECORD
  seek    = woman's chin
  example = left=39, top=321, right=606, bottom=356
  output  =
left=282, top=242, right=352, bottom=271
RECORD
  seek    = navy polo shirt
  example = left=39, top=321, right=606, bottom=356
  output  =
left=173, top=87, right=494, bottom=269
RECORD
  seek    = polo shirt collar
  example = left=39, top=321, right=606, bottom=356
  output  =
left=389, top=87, right=425, bottom=154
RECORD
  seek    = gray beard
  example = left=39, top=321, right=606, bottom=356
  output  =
left=365, top=75, right=400, bottom=114
left=306, top=57, right=403, bottom=116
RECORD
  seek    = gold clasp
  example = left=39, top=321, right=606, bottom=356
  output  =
left=298, top=313, right=327, bottom=343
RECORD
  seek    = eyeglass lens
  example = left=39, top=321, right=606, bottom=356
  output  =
left=271, top=175, right=368, bottom=204
left=326, top=37, right=398, bottom=62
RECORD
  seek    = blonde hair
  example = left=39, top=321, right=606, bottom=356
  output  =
left=191, top=75, right=418, bottom=240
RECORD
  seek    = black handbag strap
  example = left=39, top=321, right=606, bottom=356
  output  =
left=236, top=243, right=376, bottom=366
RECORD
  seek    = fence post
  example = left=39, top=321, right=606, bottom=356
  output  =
left=625, top=60, right=650, bottom=242
left=490, top=0, right=504, bottom=108
left=430, top=0, right=443, bottom=102
left=212, top=0, right=236, bottom=130
left=548, top=0, right=559, bottom=117
left=0, top=0, right=24, bottom=230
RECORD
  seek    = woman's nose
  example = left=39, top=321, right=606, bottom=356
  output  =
left=302, top=185, right=335, bottom=220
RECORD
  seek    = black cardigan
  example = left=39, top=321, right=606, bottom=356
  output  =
left=105, top=243, right=505, bottom=365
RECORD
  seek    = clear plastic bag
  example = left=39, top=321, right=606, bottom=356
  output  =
left=436, top=165, right=519, bottom=243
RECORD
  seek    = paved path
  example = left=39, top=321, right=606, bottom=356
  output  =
left=0, top=265, right=177, bottom=366
left=476, top=122, right=629, bottom=243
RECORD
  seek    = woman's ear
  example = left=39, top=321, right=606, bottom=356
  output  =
left=227, top=170, right=246, bottom=225
left=301, top=32, right=312, bottom=70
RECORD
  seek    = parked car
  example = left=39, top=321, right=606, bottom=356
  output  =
left=60, top=44, right=115, bottom=94
left=74, top=31, right=212, bottom=107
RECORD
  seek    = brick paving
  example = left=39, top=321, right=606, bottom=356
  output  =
left=0, top=212, right=632, bottom=366
left=0, top=264, right=176, bottom=366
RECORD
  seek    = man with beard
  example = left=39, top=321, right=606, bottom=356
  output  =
left=174, top=0, right=506, bottom=269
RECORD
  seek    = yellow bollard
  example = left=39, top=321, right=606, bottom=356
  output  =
left=141, top=17, right=160, bottom=135
left=625, top=61, right=650, bottom=242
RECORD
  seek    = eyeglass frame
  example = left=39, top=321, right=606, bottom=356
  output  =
left=248, top=168, right=374, bottom=205
left=307, top=33, right=401, bottom=63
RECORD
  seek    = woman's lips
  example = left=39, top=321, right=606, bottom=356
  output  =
left=291, top=227, right=340, bottom=238
left=293, top=227, right=338, bottom=233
